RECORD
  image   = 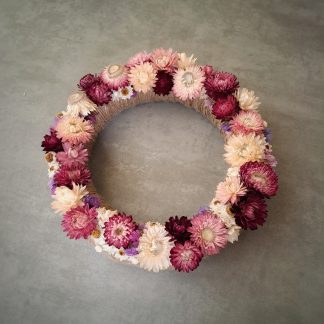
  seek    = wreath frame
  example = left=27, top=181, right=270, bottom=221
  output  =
left=41, top=49, right=278, bottom=273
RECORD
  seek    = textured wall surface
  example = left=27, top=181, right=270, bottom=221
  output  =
left=0, top=0, right=323, bottom=323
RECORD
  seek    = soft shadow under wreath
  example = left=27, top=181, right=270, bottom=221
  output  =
left=41, top=49, right=278, bottom=273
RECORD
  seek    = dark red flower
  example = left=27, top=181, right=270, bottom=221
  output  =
left=165, top=216, right=192, bottom=243
left=232, top=191, right=268, bottom=230
left=204, top=69, right=239, bottom=100
left=170, top=241, right=203, bottom=272
left=41, top=129, right=63, bottom=153
left=54, top=165, right=91, bottom=188
left=212, top=95, right=239, bottom=120
left=78, top=74, right=98, bottom=91
left=153, top=70, right=174, bottom=96
left=85, top=80, right=112, bottom=106
left=240, top=161, right=278, bottom=197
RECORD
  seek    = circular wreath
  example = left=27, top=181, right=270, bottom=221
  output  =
left=41, top=49, right=278, bottom=273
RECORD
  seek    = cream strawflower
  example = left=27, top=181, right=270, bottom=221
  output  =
left=227, top=167, right=240, bottom=177
left=235, top=88, right=261, bottom=111
left=128, top=62, right=157, bottom=93
left=215, top=176, right=247, bottom=204
left=173, top=66, right=205, bottom=100
left=65, top=91, right=97, bottom=117
left=227, top=225, right=241, bottom=243
left=177, top=52, right=197, bottom=69
left=96, top=207, right=117, bottom=228
left=138, top=222, right=174, bottom=272
left=224, top=133, right=266, bottom=167
left=209, top=199, right=236, bottom=228
left=51, top=183, right=88, bottom=214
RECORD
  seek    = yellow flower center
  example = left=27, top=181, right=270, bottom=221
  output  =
left=69, top=122, right=82, bottom=134
left=182, top=72, right=194, bottom=87
left=137, top=71, right=149, bottom=84
left=107, top=64, right=124, bottom=78
left=150, top=239, right=163, bottom=256
left=201, top=228, right=214, bottom=242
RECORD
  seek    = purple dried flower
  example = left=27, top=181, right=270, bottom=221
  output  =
left=83, top=195, right=101, bottom=208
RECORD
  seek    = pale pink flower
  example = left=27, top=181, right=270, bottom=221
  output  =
left=150, top=48, right=178, bottom=72
left=215, top=176, right=247, bottom=204
left=128, top=62, right=157, bottom=93
left=100, top=64, right=129, bottom=90
left=173, top=66, right=205, bottom=100
left=55, top=116, right=94, bottom=145
left=127, top=51, right=151, bottom=67
left=230, top=110, right=264, bottom=135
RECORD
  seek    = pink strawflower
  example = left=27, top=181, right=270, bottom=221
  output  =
left=127, top=51, right=151, bottom=67
left=173, top=66, right=205, bottom=100
left=56, top=142, right=88, bottom=167
left=104, top=213, right=136, bottom=248
left=85, top=80, right=112, bottom=106
left=150, top=48, right=178, bottom=72
left=230, top=110, right=265, bottom=135
left=100, top=64, right=129, bottom=90
left=212, top=95, right=239, bottom=120
left=204, top=69, right=239, bottom=99
left=232, top=191, right=267, bottom=230
left=264, top=148, right=278, bottom=167
left=188, top=211, right=228, bottom=255
left=215, top=176, right=247, bottom=204
left=170, top=241, right=203, bottom=272
left=61, top=204, right=97, bottom=239
left=55, top=116, right=94, bottom=145
left=240, top=161, right=278, bottom=197
left=54, top=165, right=91, bottom=188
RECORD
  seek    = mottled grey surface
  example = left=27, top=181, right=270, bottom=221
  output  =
left=0, top=0, right=323, bottom=323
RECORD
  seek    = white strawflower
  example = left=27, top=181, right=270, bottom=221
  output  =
left=209, top=199, right=236, bottom=228
left=51, top=183, right=88, bottom=214
left=65, top=91, right=97, bottom=117
left=48, top=161, right=60, bottom=178
left=138, top=222, right=174, bottom=272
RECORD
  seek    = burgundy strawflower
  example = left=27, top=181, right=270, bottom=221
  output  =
left=170, top=241, right=203, bottom=272
left=153, top=70, right=174, bottom=96
left=240, top=161, right=278, bottom=197
left=61, top=204, right=97, bottom=239
left=85, top=80, right=112, bottom=106
left=54, top=165, right=91, bottom=188
left=104, top=213, right=136, bottom=248
left=212, top=95, right=239, bottom=120
left=204, top=69, right=239, bottom=100
left=165, top=216, right=192, bottom=243
left=41, top=129, right=63, bottom=153
left=78, top=73, right=98, bottom=91
left=232, top=191, right=268, bottom=230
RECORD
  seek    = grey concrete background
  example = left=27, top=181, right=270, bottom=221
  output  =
left=0, top=0, right=323, bottom=323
